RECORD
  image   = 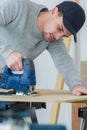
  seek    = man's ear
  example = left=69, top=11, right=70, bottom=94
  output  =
left=51, top=7, right=58, bottom=14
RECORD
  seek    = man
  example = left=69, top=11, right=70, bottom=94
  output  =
left=0, top=0, right=87, bottom=96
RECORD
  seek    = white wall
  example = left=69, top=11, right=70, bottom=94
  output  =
left=78, top=0, right=87, bottom=61
left=30, top=0, right=87, bottom=130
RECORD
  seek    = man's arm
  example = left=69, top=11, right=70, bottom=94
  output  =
left=0, top=0, right=26, bottom=71
left=47, top=39, right=87, bottom=95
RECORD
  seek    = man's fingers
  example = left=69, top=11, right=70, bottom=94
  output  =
left=6, top=51, right=27, bottom=71
left=22, top=54, right=27, bottom=59
left=72, top=89, right=81, bottom=96
left=76, top=87, right=87, bottom=94
left=72, top=86, right=87, bottom=96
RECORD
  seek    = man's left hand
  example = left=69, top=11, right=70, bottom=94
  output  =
left=72, top=85, right=87, bottom=96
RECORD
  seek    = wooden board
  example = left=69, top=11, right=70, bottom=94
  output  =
left=0, top=89, right=87, bottom=103
left=72, top=62, right=87, bottom=130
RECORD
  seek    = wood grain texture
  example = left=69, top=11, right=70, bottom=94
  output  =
left=0, top=89, right=87, bottom=103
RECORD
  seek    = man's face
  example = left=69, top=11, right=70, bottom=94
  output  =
left=42, top=8, right=71, bottom=42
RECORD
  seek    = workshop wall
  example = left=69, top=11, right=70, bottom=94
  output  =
left=30, top=0, right=87, bottom=130
left=78, top=0, right=87, bottom=61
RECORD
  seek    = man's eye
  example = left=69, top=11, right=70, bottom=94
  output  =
left=63, top=35, right=69, bottom=38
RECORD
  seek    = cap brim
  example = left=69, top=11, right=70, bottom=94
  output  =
left=63, top=17, right=77, bottom=43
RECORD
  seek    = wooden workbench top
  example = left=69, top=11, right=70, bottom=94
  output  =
left=0, top=89, right=87, bottom=103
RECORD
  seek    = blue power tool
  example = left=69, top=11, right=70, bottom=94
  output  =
left=0, top=59, right=36, bottom=94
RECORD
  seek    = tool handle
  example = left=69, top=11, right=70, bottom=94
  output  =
left=4, top=59, right=34, bottom=74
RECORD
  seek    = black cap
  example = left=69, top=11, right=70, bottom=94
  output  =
left=56, top=1, right=86, bottom=42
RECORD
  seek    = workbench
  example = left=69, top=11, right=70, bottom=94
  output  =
left=0, top=89, right=87, bottom=103
left=0, top=88, right=87, bottom=130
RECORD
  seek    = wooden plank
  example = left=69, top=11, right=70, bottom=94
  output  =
left=0, top=89, right=87, bottom=103
left=72, top=62, right=87, bottom=130
left=72, top=103, right=86, bottom=130
left=80, top=62, right=87, bottom=86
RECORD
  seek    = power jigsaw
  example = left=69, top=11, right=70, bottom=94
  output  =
left=0, top=59, right=36, bottom=95
left=0, top=59, right=46, bottom=111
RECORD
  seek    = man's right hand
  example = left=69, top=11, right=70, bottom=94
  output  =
left=6, top=51, right=26, bottom=71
